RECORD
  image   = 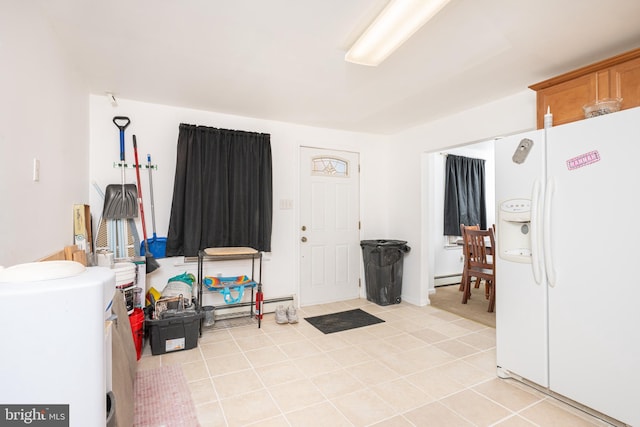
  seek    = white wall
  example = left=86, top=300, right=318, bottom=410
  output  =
left=0, top=3, right=89, bottom=267
left=386, top=91, right=537, bottom=305
left=89, top=96, right=389, bottom=304
left=0, top=3, right=541, bottom=311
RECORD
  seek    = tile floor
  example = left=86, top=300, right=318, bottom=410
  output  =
left=137, top=299, right=614, bottom=427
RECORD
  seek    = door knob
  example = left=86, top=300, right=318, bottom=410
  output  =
left=301, top=236, right=307, bottom=242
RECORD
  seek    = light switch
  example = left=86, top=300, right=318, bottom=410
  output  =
left=279, top=199, right=293, bottom=210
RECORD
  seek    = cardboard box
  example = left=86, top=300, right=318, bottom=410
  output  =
left=132, top=257, right=146, bottom=307
left=73, top=204, right=92, bottom=253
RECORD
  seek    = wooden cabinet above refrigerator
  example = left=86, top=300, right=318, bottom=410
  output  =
left=529, top=47, right=640, bottom=129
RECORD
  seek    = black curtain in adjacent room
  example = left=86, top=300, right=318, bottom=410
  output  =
left=443, top=154, right=486, bottom=236
left=165, top=124, right=272, bottom=257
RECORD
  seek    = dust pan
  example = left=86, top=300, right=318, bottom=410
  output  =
left=140, top=153, right=167, bottom=258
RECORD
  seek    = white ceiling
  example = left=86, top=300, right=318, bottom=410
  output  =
left=35, top=0, right=640, bottom=134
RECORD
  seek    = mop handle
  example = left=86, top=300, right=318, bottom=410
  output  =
left=147, top=154, right=157, bottom=235
left=133, top=135, right=150, bottom=246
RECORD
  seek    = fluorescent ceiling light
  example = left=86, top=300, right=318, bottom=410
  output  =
left=345, top=0, right=452, bottom=66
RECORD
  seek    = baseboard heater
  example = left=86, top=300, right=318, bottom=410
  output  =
left=206, top=295, right=295, bottom=318
left=434, top=273, right=462, bottom=287
left=435, top=273, right=461, bottom=278
left=262, top=296, right=295, bottom=314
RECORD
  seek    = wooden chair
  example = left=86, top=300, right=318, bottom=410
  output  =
left=459, top=224, right=480, bottom=292
left=461, top=227, right=496, bottom=312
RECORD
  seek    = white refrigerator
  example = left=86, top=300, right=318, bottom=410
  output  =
left=495, top=106, right=640, bottom=426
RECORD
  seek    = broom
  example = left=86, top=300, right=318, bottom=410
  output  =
left=133, top=134, right=160, bottom=274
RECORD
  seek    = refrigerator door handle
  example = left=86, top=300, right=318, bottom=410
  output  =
left=543, top=177, right=557, bottom=287
left=530, top=179, right=543, bottom=284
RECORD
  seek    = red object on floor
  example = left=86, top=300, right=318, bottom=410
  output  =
left=255, top=286, right=263, bottom=320
left=129, top=308, right=145, bottom=360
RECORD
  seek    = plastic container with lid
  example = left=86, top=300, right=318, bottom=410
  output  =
left=583, top=98, right=622, bottom=118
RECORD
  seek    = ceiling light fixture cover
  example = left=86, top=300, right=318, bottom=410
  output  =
left=345, top=0, right=452, bottom=66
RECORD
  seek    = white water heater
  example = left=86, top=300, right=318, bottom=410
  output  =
left=0, top=261, right=115, bottom=426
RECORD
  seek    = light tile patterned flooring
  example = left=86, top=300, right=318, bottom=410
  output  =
left=137, top=299, right=614, bottom=427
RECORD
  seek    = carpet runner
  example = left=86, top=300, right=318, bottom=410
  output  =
left=134, top=365, right=200, bottom=427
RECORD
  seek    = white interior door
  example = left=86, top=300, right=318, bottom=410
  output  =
left=299, top=147, right=360, bottom=306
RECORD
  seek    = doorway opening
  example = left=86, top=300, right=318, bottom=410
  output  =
left=424, top=138, right=496, bottom=326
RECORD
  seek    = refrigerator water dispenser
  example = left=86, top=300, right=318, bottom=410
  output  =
left=499, top=199, right=532, bottom=263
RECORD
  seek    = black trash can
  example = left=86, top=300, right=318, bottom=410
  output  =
left=360, top=240, right=411, bottom=306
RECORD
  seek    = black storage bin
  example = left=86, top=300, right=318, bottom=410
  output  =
left=360, top=240, right=411, bottom=306
left=146, top=311, right=204, bottom=355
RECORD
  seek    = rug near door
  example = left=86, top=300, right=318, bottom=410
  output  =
left=305, top=308, right=384, bottom=334
left=429, top=284, right=495, bottom=328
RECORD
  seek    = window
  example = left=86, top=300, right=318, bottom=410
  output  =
left=165, top=124, right=273, bottom=256
left=443, top=154, right=486, bottom=236
left=311, top=156, right=348, bottom=177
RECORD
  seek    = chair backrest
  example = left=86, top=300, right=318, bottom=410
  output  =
left=460, top=224, right=479, bottom=233
left=462, top=227, right=495, bottom=278
left=460, top=224, right=479, bottom=244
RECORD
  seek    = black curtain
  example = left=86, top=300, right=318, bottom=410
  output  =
left=443, top=154, right=486, bottom=236
left=165, top=124, right=272, bottom=256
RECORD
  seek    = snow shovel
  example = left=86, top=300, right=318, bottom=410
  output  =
left=102, top=116, right=138, bottom=219
left=133, top=135, right=160, bottom=274
left=93, top=181, right=140, bottom=259
left=140, top=153, right=167, bottom=258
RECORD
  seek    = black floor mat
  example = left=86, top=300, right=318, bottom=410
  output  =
left=304, top=308, right=385, bottom=334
